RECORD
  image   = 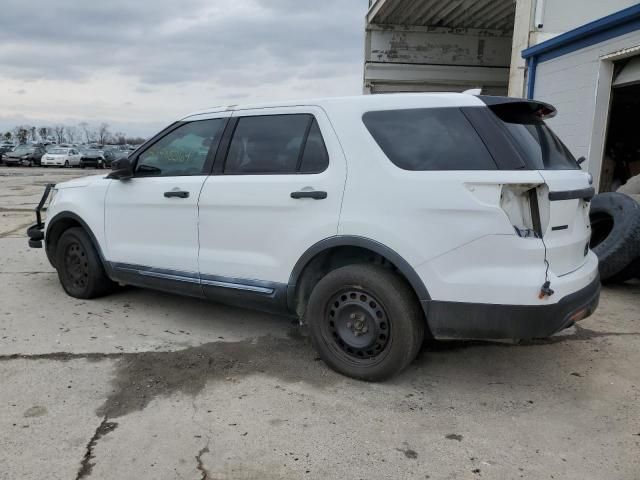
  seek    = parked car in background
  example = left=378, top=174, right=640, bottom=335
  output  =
left=103, top=147, right=128, bottom=167
left=0, top=142, right=15, bottom=164
left=3, top=144, right=46, bottom=166
left=41, top=147, right=82, bottom=167
left=79, top=147, right=105, bottom=168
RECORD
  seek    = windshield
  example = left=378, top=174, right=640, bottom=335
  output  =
left=489, top=104, right=578, bottom=170
left=49, top=148, right=67, bottom=154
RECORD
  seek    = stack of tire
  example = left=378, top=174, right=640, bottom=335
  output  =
left=590, top=177, right=640, bottom=284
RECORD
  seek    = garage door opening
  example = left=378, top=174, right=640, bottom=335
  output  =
left=600, top=56, right=640, bottom=192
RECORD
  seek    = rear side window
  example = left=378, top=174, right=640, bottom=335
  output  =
left=299, top=119, right=329, bottom=173
left=362, top=108, right=496, bottom=171
left=224, top=114, right=329, bottom=174
left=489, top=104, right=578, bottom=170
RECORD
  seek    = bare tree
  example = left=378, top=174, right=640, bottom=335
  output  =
left=14, top=126, right=29, bottom=144
left=53, top=124, right=66, bottom=144
left=29, top=126, right=37, bottom=142
left=114, top=131, right=126, bottom=145
left=97, top=123, right=110, bottom=146
left=79, top=122, right=92, bottom=143
left=65, top=126, right=78, bottom=144
left=38, top=127, right=49, bottom=143
left=3, top=132, right=11, bottom=142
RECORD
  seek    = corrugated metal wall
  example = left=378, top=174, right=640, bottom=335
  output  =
left=534, top=30, right=640, bottom=183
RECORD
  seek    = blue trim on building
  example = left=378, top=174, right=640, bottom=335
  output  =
left=523, top=4, right=640, bottom=99
left=526, top=57, right=537, bottom=99
left=523, top=4, right=640, bottom=61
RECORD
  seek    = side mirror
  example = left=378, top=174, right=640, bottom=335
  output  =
left=107, top=158, right=134, bottom=180
left=577, top=156, right=586, bottom=167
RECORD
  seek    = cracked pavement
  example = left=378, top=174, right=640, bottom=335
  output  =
left=1, top=166, right=639, bottom=479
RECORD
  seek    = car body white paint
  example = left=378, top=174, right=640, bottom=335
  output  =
left=44, top=93, right=597, bottom=312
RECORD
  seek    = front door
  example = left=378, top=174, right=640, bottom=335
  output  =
left=104, top=115, right=229, bottom=281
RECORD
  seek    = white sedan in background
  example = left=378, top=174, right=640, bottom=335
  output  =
left=41, top=148, right=82, bottom=167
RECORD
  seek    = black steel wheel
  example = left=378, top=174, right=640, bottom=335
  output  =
left=323, top=289, right=390, bottom=364
left=306, top=264, right=424, bottom=381
left=55, top=227, right=115, bottom=299
left=63, top=241, right=89, bottom=290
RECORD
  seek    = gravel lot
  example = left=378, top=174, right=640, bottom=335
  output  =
left=1, top=166, right=639, bottom=480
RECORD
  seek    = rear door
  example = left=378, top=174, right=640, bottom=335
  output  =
left=484, top=102, right=593, bottom=275
left=197, top=106, right=347, bottom=291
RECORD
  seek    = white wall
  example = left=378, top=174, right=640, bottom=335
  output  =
left=533, top=30, right=640, bottom=186
left=509, top=0, right=638, bottom=97
left=540, top=0, right=638, bottom=34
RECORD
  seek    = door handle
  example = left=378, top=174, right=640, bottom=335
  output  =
left=290, top=190, right=327, bottom=200
left=164, top=190, right=190, bottom=198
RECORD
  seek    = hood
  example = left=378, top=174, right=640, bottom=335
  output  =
left=56, top=174, right=107, bottom=189
left=6, top=151, right=32, bottom=157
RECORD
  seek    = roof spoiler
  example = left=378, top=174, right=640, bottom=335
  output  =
left=477, top=95, right=557, bottom=119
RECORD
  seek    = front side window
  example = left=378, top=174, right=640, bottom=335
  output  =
left=224, top=114, right=329, bottom=174
left=363, top=108, right=497, bottom=171
left=135, top=119, right=225, bottom=177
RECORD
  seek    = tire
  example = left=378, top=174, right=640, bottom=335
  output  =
left=80, top=162, right=85, bottom=169
left=604, top=257, right=640, bottom=284
left=64, top=160, right=69, bottom=168
left=55, top=227, right=115, bottom=299
left=305, top=264, right=425, bottom=381
left=590, top=192, right=640, bottom=281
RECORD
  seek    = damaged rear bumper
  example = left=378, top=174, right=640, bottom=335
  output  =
left=424, top=275, right=601, bottom=340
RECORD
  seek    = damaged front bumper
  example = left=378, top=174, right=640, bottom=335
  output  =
left=26, top=183, right=55, bottom=249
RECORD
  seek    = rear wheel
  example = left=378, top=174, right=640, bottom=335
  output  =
left=306, top=264, right=424, bottom=381
left=55, top=227, right=115, bottom=299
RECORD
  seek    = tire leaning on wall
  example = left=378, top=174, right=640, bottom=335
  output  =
left=589, top=192, right=640, bottom=282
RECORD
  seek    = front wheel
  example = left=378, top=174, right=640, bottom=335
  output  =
left=306, top=264, right=425, bottom=381
left=55, top=227, right=115, bottom=299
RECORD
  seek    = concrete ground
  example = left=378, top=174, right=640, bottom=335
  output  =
left=1, top=166, right=639, bottom=480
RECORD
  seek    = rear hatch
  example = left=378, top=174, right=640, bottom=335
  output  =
left=484, top=99, right=593, bottom=276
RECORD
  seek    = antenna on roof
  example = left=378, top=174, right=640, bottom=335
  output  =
left=463, top=88, right=482, bottom=96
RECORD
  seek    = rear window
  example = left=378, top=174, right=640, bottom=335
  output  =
left=489, top=104, right=579, bottom=170
left=362, top=108, right=496, bottom=171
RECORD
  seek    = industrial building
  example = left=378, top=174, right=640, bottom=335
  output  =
left=364, top=0, right=640, bottom=191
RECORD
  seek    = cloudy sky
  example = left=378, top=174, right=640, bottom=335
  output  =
left=0, top=0, right=368, bottom=138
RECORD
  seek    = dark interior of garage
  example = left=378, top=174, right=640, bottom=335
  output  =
left=601, top=81, right=640, bottom=192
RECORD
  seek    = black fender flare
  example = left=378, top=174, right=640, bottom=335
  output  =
left=286, top=235, right=431, bottom=312
left=45, top=211, right=111, bottom=273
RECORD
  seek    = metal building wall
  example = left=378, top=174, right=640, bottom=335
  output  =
left=364, top=0, right=515, bottom=94
left=533, top=30, right=640, bottom=185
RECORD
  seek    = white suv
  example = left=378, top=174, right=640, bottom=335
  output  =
left=27, top=93, right=600, bottom=380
